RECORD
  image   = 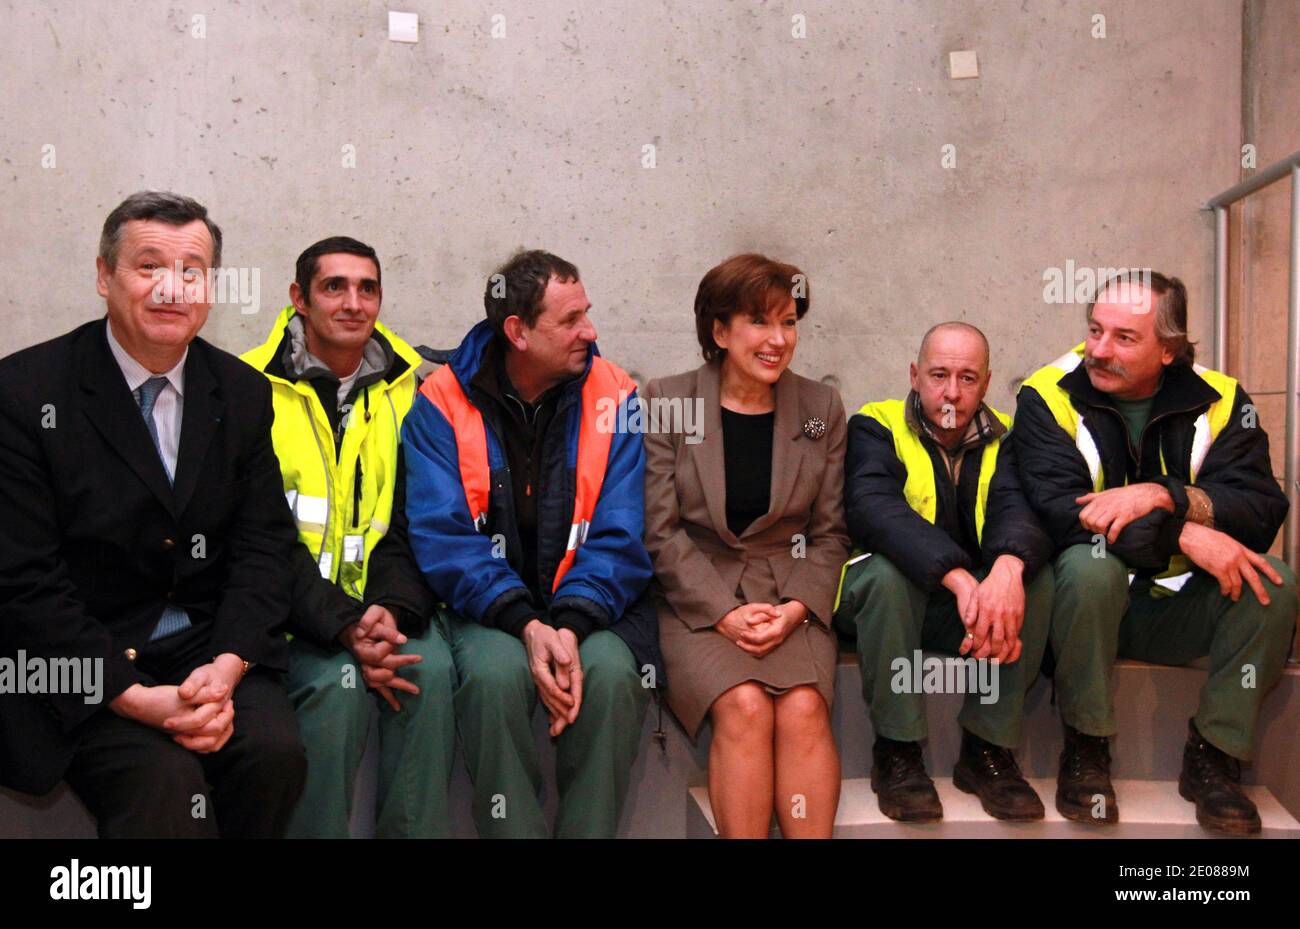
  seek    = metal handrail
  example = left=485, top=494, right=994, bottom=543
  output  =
left=1204, top=148, right=1300, bottom=574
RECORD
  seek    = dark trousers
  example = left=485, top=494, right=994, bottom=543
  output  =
left=64, top=631, right=306, bottom=838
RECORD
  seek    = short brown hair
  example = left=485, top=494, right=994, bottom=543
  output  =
left=694, top=253, right=809, bottom=362
left=484, top=249, right=580, bottom=339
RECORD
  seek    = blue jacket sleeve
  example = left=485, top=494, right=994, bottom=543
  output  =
left=551, top=388, right=654, bottom=628
left=401, top=393, right=532, bottom=626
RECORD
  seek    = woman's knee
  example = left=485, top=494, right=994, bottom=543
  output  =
left=773, top=686, right=830, bottom=737
left=711, top=682, right=774, bottom=737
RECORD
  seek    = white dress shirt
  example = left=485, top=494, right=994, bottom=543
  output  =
left=105, top=321, right=186, bottom=481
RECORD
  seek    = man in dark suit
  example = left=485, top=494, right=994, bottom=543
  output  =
left=0, top=191, right=307, bottom=838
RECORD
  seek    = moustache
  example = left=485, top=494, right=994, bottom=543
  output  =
left=1085, top=356, right=1128, bottom=378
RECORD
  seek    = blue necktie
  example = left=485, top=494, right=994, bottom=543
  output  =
left=135, top=377, right=191, bottom=640
left=135, top=377, right=172, bottom=484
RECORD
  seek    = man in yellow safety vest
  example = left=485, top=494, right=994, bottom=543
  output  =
left=1014, top=269, right=1295, bottom=835
left=241, top=237, right=455, bottom=837
left=834, top=322, right=1055, bottom=825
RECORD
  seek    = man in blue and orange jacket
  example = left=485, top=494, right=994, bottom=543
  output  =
left=402, top=249, right=659, bottom=838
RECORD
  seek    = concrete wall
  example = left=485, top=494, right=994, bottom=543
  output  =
left=1237, top=0, right=1299, bottom=533
left=0, top=0, right=1241, bottom=414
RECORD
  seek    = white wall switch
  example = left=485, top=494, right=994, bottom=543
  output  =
left=948, top=49, right=979, bottom=79
left=389, top=11, right=419, bottom=43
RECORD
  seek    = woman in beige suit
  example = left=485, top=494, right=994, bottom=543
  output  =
left=644, top=254, right=850, bottom=838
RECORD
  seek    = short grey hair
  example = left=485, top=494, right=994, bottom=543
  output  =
left=98, top=191, right=222, bottom=269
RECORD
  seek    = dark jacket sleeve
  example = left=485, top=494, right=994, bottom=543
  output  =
left=1180, top=384, right=1289, bottom=552
left=0, top=369, right=145, bottom=731
left=843, top=412, right=972, bottom=591
left=208, top=375, right=302, bottom=667
left=286, top=543, right=362, bottom=648
left=1013, top=386, right=1177, bottom=570
left=363, top=448, right=439, bottom=635
left=979, top=434, right=1053, bottom=580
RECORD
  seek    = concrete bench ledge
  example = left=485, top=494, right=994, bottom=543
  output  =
left=3, top=659, right=1297, bottom=838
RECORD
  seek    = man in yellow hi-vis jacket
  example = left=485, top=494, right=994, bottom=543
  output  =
left=241, top=237, right=455, bottom=837
left=834, top=323, right=1054, bottom=825
left=1014, top=270, right=1295, bottom=835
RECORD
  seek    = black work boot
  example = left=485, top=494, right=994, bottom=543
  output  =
left=952, top=729, right=1045, bottom=821
left=1179, top=720, right=1261, bottom=836
left=871, top=736, right=943, bottom=823
left=1056, top=723, right=1119, bottom=824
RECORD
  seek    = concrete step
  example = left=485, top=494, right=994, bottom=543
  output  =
left=686, top=777, right=1300, bottom=839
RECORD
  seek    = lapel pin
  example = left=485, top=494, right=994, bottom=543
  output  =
left=802, top=417, right=827, bottom=440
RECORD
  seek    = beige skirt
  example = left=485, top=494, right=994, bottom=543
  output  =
left=657, top=585, right=839, bottom=740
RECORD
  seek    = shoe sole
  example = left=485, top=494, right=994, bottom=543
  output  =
left=870, top=773, right=943, bottom=824
left=1178, top=777, right=1261, bottom=836
left=953, top=764, right=1045, bottom=822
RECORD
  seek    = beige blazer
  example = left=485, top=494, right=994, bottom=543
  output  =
left=643, top=360, right=850, bottom=734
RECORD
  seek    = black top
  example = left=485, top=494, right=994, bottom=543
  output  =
left=471, top=339, right=565, bottom=602
left=844, top=387, right=1056, bottom=591
left=722, top=407, right=775, bottom=536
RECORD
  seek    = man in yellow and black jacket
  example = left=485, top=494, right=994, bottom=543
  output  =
left=834, top=322, right=1054, bottom=825
left=1015, top=270, right=1294, bottom=835
left=241, top=237, right=453, bottom=838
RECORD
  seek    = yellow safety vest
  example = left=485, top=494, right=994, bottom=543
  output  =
left=240, top=306, right=422, bottom=601
left=1020, top=342, right=1238, bottom=584
left=833, top=398, right=1012, bottom=612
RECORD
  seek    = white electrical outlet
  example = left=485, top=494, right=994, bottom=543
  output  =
left=389, top=11, right=419, bottom=43
left=948, top=50, right=979, bottom=79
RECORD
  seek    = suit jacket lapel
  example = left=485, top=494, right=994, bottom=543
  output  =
left=78, top=320, right=177, bottom=513
left=741, top=367, right=805, bottom=539
left=171, top=341, right=224, bottom=518
left=690, top=362, right=738, bottom=545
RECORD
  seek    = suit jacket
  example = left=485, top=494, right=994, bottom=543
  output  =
left=644, top=361, right=850, bottom=631
left=0, top=318, right=299, bottom=793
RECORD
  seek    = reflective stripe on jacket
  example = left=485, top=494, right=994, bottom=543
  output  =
left=1020, top=342, right=1237, bottom=584
left=400, top=319, right=658, bottom=675
left=417, top=351, right=635, bottom=592
left=240, top=306, right=422, bottom=601
left=861, top=398, right=1011, bottom=544
left=835, top=397, right=1015, bottom=611
left=1021, top=343, right=1237, bottom=492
